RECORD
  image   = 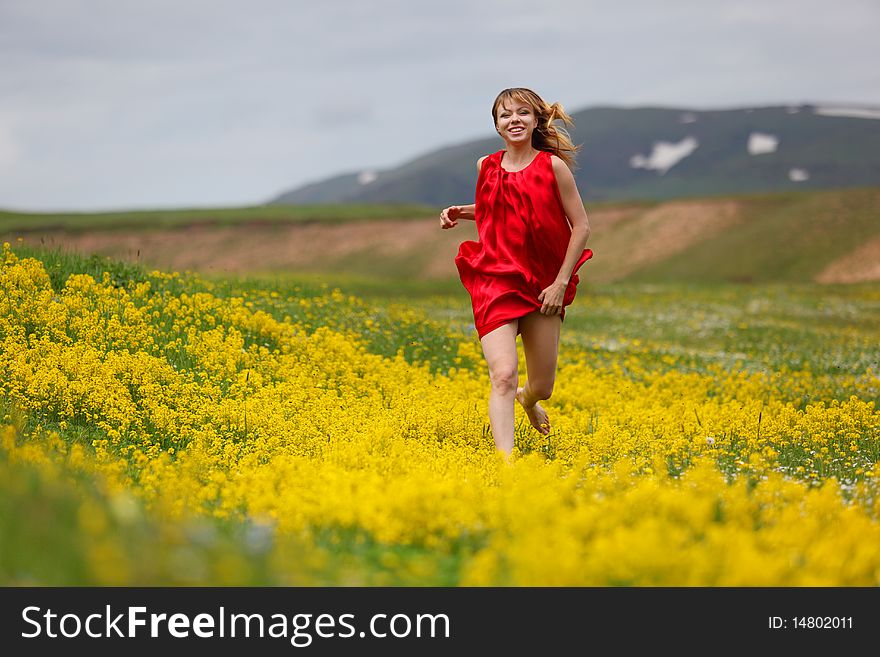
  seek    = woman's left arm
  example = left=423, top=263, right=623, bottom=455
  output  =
left=537, top=156, right=592, bottom=314
left=550, top=155, right=591, bottom=284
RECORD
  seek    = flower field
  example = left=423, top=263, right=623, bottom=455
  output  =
left=1, top=242, right=879, bottom=585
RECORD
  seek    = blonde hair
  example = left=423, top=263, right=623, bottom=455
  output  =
left=492, top=87, right=580, bottom=169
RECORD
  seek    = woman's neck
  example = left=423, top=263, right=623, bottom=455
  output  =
left=503, top=142, right=539, bottom=165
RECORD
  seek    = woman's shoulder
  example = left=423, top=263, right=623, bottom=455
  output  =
left=477, top=151, right=502, bottom=172
left=547, top=152, right=572, bottom=177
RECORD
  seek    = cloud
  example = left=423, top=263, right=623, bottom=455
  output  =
left=311, top=101, right=376, bottom=127
left=1, top=0, right=878, bottom=209
left=0, top=114, right=20, bottom=172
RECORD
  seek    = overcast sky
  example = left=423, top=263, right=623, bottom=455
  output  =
left=2, top=0, right=878, bottom=212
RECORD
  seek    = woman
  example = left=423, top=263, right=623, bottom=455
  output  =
left=440, top=87, right=593, bottom=458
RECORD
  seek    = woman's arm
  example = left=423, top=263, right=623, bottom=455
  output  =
left=549, top=155, right=591, bottom=284
left=536, top=155, right=592, bottom=315
left=456, top=203, right=476, bottom=219
left=439, top=203, right=474, bottom=228
left=439, top=157, right=486, bottom=228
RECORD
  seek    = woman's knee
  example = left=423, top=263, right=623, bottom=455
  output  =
left=528, top=378, right=555, bottom=400
left=489, top=365, right=518, bottom=394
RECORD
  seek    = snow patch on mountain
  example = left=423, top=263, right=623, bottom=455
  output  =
left=630, top=136, right=699, bottom=175
left=358, top=170, right=378, bottom=185
left=814, top=106, right=880, bottom=120
left=748, top=133, right=779, bottom=155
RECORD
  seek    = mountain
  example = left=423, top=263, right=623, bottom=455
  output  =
left=268, top=104, right=880, bottom=206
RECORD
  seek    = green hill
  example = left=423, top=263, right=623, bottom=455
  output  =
left=270, top=105, right=880, bottom=206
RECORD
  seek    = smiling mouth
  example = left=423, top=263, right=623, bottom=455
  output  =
left=509, top=127, right=524, bottom=133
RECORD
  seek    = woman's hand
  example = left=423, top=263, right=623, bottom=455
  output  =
left=538, top=280, right=567, bottom=315
left=439, top=206, right=462, bottom=229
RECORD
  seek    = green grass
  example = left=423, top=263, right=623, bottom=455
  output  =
left=0, top=202, right=436, bottom=233
left=562, top=282, right=880, bottom=368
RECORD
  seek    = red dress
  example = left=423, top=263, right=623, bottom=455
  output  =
left=455, top=149, right=593, bottom=339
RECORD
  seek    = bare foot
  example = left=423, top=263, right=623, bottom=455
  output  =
left=516, top=387, right=551, bottom=435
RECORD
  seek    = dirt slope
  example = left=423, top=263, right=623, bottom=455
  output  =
left=5, top=196, right=877, bottom=284
left=815, top=235, right=880, bottom=284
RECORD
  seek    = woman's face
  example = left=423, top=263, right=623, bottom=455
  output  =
left=495, top=97, right=538, bottom=145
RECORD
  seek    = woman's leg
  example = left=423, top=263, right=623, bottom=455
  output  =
left=479, top=320, right=520, bottom=456
left=516, top=311, right=562, bottom=435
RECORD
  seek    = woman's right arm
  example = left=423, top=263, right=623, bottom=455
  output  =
left=439, top=156, right=486, bottom=228
left=449, top=203, right=476, bottom=220
left=439, top=203, right=474, bottom=228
